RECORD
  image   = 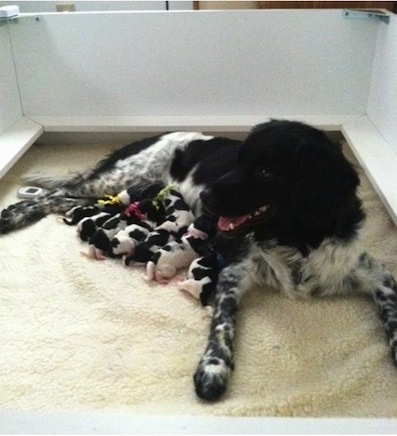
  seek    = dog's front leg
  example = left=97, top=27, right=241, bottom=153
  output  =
left=194, top=260, right=251, bottom=401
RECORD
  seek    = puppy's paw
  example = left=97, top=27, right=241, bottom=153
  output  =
left=145, top=260, right=175, bottom=284
left=193, top=357, right=231, bottom=401
left=176, top=279, right=201, bottom=300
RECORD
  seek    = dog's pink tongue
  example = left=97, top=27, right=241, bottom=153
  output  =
left=218, top=215, right=249, bottom=231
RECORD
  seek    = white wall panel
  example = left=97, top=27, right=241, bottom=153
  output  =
left=8, top=10, right=378, bottom=119
left=343, top=115, right=397, bottom=225
left=0, top=24, right=22, bottom=135
left=367, top=14, right=397, bottom=151
left=0, top=1, right=167, bottom=12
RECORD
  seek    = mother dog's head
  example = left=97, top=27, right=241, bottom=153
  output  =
left=200, top=120, right=364, bottom=250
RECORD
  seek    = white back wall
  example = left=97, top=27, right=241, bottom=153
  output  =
left=8, top=10, right=378, bottom=120
left=0, top=1, right=171, bottom=12
left=0, top=24, right=22, bottom=135
left=2, top=8, right=397, bottom=224
left=367, top=14, right=397, bottom=150
left=0, top=2, right=193, bottom=12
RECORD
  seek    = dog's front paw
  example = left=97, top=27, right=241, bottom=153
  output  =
left=194, top=357, right=232, bottom=401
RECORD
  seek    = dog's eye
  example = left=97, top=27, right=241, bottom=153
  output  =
left=258, top=168, right=273, bottom=180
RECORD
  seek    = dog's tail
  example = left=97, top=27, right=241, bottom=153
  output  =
left=21, top=173, right=70, bottom=190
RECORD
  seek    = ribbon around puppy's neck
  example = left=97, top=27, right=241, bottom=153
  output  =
left=151, top=185, right=174, bottom=210
left=97, top=194, right=122, bottom=207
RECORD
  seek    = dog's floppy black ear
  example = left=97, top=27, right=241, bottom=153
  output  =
left=295, top=139, right=359, bottom=213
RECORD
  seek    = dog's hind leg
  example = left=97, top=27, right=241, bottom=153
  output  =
left=0, top=173, right=107, bottom=234
left=318, top=251, right=397, bottom=366
left=0, top=194, right=95, bottom=234
left=0, top=168, right=161, bottom=234
left=337, top=252, right=397, bottom=365
left=193, top=258, right=253, bottom=401
left=360, top=255, right=397, bottom=365
left=375, top=282, right=397, bottom=365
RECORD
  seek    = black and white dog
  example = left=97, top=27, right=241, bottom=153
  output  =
left=1, top=120, right=397, bottom=401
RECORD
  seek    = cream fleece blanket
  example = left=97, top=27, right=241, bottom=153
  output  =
left=1, top=141, right=397, bottom=418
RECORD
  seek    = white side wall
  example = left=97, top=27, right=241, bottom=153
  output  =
left=0, top=23, right=42, bottom=179
left=0, top=23, right=22, bottom=135
left=8, top=10, right=378, bottom=121
left=367, top=14, right=397, bottom=150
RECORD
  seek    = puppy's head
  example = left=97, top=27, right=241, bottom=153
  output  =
left=200, top=120, right=360, bottom=238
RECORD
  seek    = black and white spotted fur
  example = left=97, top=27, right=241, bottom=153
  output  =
left=1, top=120, right=397, bottom=402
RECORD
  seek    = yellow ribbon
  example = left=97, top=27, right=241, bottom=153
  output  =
left=97, top=194, right=121, bottom=207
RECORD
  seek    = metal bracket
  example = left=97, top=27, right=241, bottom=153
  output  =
left=342, top=9, right=390, bottom=25
left=0, top=16, right=18, bottom=26
left=10, top=14, right=42, bottom=24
